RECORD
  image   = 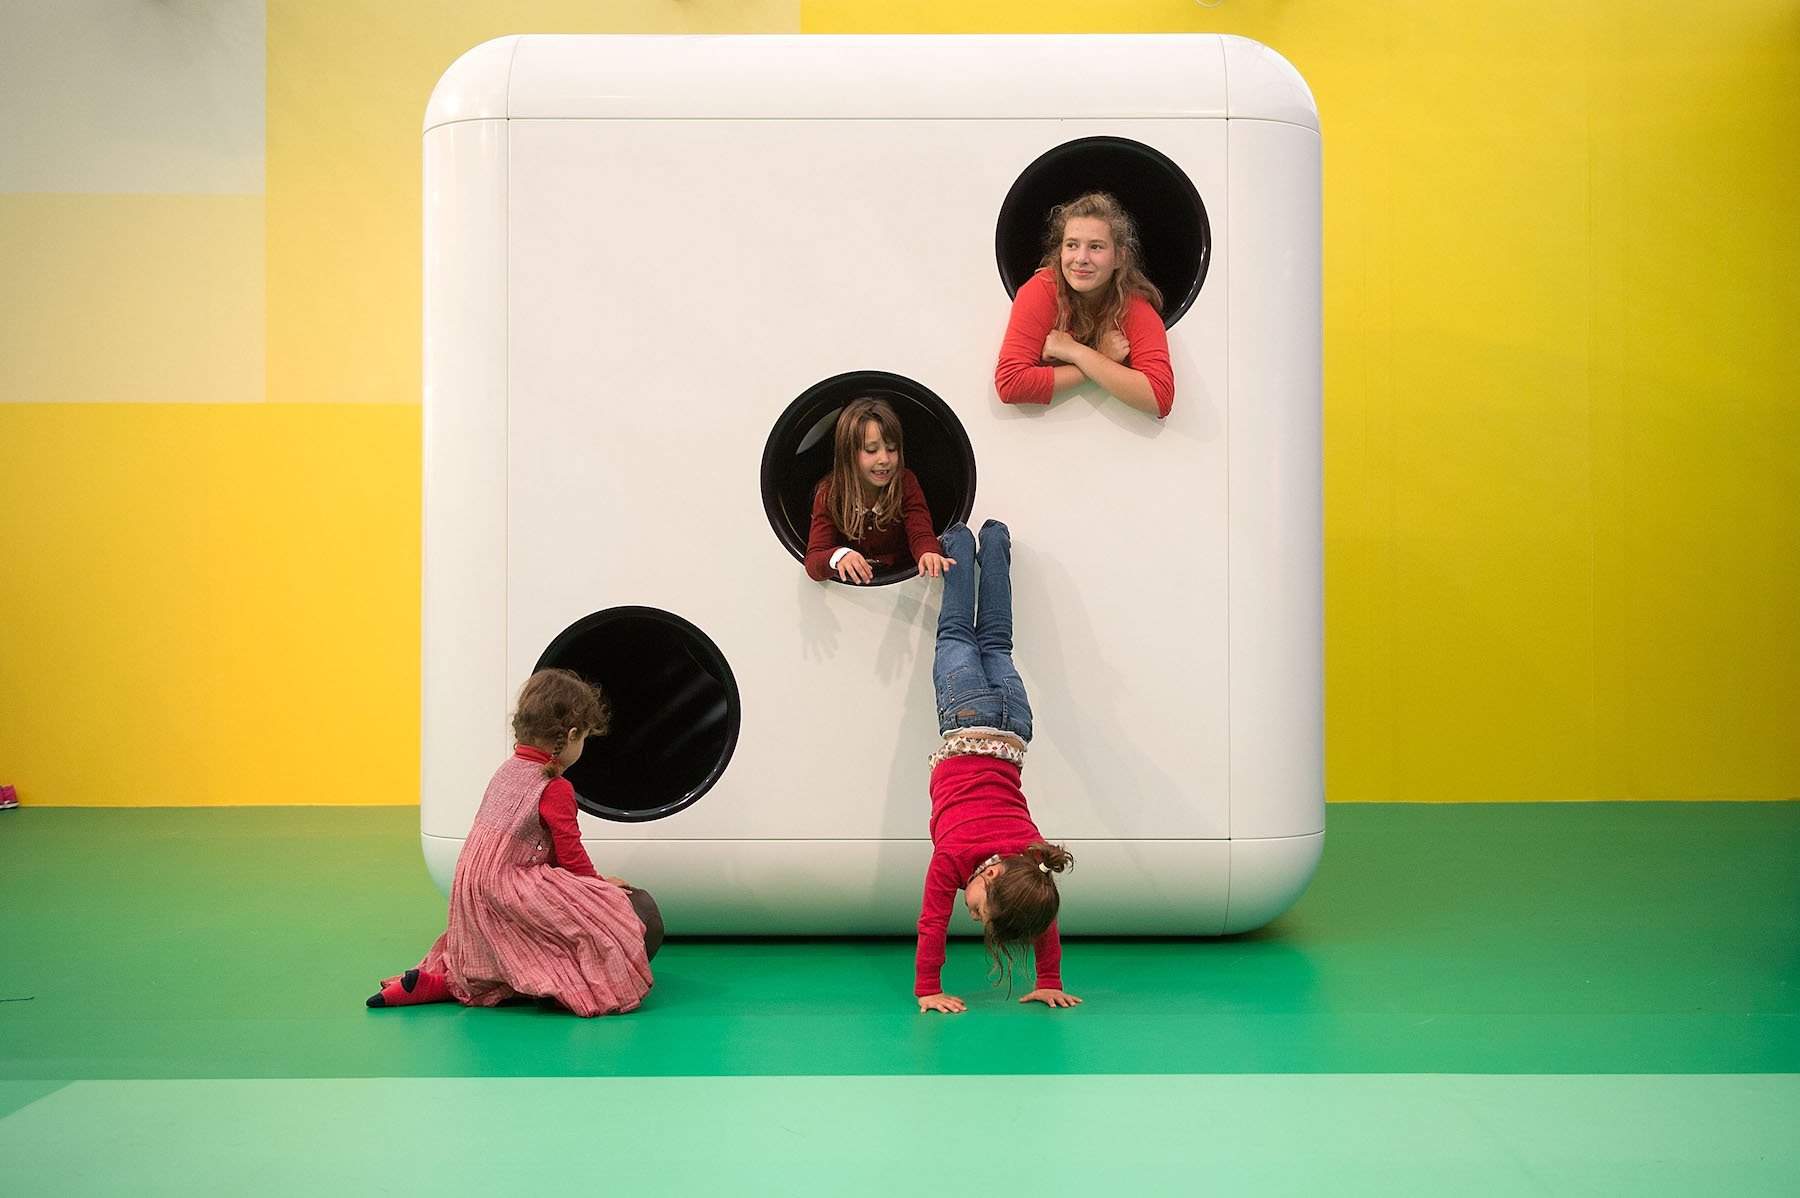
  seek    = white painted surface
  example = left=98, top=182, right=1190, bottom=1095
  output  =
left=1222, top=34, right=1320, bottom=131
left=421, top=118, right=512, bottom=840
left=423, top=34, right=1323, bottom=933
left=1227, top=118, right=1325, bottom=841
left=423, top=35, right=519, bottom=132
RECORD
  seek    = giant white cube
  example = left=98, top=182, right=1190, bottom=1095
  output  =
left=422, top=34, right=1323, bottom=934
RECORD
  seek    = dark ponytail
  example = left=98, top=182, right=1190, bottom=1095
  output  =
left=982, top=841, right=1075, bottom=987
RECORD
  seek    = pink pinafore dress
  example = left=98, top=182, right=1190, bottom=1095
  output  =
left=418, top=753, right=653, bottom=1016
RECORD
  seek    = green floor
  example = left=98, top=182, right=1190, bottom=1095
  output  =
left=2, top=803, right=1797, bottom=1195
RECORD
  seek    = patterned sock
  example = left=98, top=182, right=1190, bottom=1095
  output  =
left=366, top=968, right=452, bottom=1008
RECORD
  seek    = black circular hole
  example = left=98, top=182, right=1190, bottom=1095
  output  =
left=534, top=607, right=740, bottom=823
left=760, top=370, right=976, bottom=587
left=995, top=136, right=1211, bottom=329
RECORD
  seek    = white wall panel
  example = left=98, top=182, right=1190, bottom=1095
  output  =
left=423, top=34, right=1323, bottom=934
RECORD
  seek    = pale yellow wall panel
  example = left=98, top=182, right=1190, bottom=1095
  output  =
left=805, top=1, right=1206, bottom=34
left=0, top=0, right=264, bottom=195
left=264, top=1, right=798, bottom=407
left=0, top=194, right=263, bottom=404
left=0, top=404, right=420, bottom=806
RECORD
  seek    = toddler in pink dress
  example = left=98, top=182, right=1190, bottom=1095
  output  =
left=368, top=669, right=659, bottom=1017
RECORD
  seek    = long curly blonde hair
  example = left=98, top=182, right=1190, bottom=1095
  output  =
left=1041, top=192, right=1164, bottom=347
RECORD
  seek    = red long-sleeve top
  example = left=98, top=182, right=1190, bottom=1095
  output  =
left=914, top=753, right=1062, bottom=996
left=993, top=267, right=1175, bottom=418
left=802, top=468, right=944, bottom=582
left=514, top=745, right=597, bottom=878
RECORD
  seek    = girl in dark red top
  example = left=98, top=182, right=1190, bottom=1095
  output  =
left=915, top=518, right=1079, bottom=1014
left=993, top=191, right=1175, bottom=419
left=366, top=669, right=663, bottom=1016
left=803, top=396, right=954, bottom=584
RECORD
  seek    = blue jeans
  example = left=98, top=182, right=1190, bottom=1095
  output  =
left=933, top=520, right=1033, bottom=742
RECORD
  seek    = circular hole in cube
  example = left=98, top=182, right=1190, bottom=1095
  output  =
left=995, top=135, right=1211, bottom=329
left=761, top=371, right=976, bottom=587
left=535, top=607, right=740, bottom=822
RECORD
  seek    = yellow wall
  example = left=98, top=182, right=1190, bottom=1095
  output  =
left=811, top=1, right=1800, bottom=802
left=0, top=403, right=419, bottom=806
left=0, top=2, right=798, bottom=807
left=1, top=1, right=1794, bottom=804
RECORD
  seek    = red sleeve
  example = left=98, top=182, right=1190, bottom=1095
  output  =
left=993, top=271, right=1058, bottom=406
left=913, top=853, right=959, bottom=996
left=538, top=777, right=598, bottom=877
left=1031, top=918, right=1063, bottom=991
left=1122, top=297, right=1174, bottom=418
left=900, top=471, right=943, bottom=564
left=802, top=478, right=842, bottom=582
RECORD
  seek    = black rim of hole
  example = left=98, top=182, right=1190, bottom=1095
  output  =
left=994, top=135, right=1211, bottom=330
left=760, top=370, right=976, bottom=587
left=534, top=606, right=740, bottom=823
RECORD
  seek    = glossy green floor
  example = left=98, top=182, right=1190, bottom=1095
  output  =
left=2, top=803, right=1797, bottom=1195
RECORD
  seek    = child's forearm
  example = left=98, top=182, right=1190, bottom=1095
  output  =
left=914, top=939, right=946, bottom=996
left=1068, top=345, right=1158, bottom=414
left=914, top=916, right=950, bottom=995
left=1032, top=922, right=1063, bottom=989
left=1047, top=363, right=1090, bottom=398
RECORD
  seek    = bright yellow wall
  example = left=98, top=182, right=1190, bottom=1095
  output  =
left=810, top=1, right=1800, bottom=802
left=0, top=403, right=420, bottom=806
left=0, top=3, right=798, bottom=807
left=2, top=2, right=1794, bottom=804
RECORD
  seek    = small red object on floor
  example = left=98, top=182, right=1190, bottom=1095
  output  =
left=0, top=785, right=17, bottom=810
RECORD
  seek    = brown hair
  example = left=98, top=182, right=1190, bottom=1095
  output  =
left=511, top=668, right=611, bottom=778
left=822, top=396, right=907, bottom=544
left=1041, top=192, right=1164, bottom=348
left=982, top=841, right=1075, bottom=987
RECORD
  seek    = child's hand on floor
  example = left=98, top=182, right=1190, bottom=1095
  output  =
left=918, top=992, right=967, bottom=1014
left=1019, top=988, right=1083, bottom=1009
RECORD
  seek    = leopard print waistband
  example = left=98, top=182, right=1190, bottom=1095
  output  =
left=927, top=730, right=1027, bottom=771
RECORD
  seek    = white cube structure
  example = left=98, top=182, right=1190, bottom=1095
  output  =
left=422, top=34, right=1322, bottom=934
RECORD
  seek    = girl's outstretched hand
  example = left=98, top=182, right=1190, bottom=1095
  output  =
left=918, top=992, right=967, bottom=1014
left=915, top=552, right=955, bottom=578
left=834, top=550, right=874, bottom=585
left=1019, top=988, right=1083, bottom=1009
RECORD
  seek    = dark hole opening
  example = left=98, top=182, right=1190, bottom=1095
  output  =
left=995, top=135, right=1211, bottom=329
left=761, top=370, right=976, bottom=587
left=535, top=607, right=740, bottom=822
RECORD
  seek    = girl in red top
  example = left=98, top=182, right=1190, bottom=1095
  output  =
left=803, top=396, right=955, bottom=584
left=993, top=192, right=1175, bottom=419
left=915, top=518, right=1080, bottom=1014
left=366, top=669, right=661, bottom=1017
